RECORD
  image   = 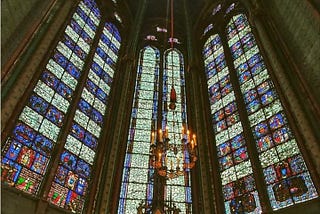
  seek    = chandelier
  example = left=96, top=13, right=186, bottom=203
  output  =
left=148, top=0, right=198, bottom=180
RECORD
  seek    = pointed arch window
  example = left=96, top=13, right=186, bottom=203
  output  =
left=1, top=0, right=122, bottom=213
left=163, top=49, right=192, bottom=212
left=202, top=3, right=318, bottom=213
left=118, top=47, right=192, bottom=213
left=118, top=46, right=160, bottom=213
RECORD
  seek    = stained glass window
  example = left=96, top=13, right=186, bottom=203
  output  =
left=203, top=34, right=261, bottom=213
left=47, top=20, right=121, bottom=213
left=2, top=0, right=122, bottom=213
left=163, top=49, right=192, bottom=212
left=226, top=13, right=318, bottom=210
left=118, top=46, right=160, bottom=213
left=1, top=0, right=100, bottom=196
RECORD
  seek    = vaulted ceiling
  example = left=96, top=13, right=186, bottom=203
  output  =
left=122, top=0, right=211, bottom=47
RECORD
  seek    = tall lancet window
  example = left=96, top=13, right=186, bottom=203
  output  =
left=118, top=46, right=160, bottom=213
left=203, top=34, right=261, bottom=213
left=163, top=49, right=192, bottom=212
left=1, top=0, right=122, bottom=213
left=226, top=13, right=318, bottom=210
left=47, top=22, right=121, bottom=213
left=202, top=2, right=318, bottom=213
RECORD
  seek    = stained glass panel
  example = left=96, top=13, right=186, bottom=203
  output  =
left=1, top=0, right=102, bottom=197
left=203, top=34, right=262, bottom=213
left=227, top=13, right=318, bottom=210
left=118, top=46, right=159, bottom=213
left=48, top=16, right=121, bottom=213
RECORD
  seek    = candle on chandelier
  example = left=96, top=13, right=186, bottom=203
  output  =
left=151, top=131, right=155, bottom=145
left=165, top=126, right=168, bottom=138
left=193, top=134, right=197, bottom=146
left=187, top=130, right=191, bottom=142
left=159, top=129, right=163, bottom=142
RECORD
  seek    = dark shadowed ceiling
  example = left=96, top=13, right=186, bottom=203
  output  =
left=123, top=0, right=210, bottom=47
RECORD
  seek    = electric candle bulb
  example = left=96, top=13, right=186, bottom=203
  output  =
left=159, top=129, right=163, bottom=142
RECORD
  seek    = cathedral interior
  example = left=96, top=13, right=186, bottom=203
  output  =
left=1, top=0, right=320, bottom=213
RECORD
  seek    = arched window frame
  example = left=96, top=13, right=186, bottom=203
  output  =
left=1, top=1, right=123, bottom=213
left=200, top=1, right=319, bottom=213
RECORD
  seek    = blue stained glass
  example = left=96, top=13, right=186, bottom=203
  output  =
left=42, top=72, right=59, bottom=89
left=29, top=94, right=49, bottom=114
left=75, top=177, right=87, bottom=195
left=213, top=109, right=225, bottom=122
left=230, top=134, right=245, bottom=150
left=215, top=53, right=225, bottom=64
left=33, top=134, right=54, bottom=156
left=251, top=62, right=265, bottom=75
left=53, top=52, right=68, bottom=67
left=220, top=75, right=230, bottom=88
left=96, top=47, right=107, bottom=59
left=253, top=122, right=269, bottom=138
left=257, top=81, right=272, bottom=95
left=217, top=60, right=227, bottom=72
left=79, top=99, right=91, bottom=115
left=227, top=23, right=236, bottom=34
left=46, top=106, right=64, bottom=127
left=102, top=72, right=112, bottom=86
left=219, top=154, right=233, bottom=170
left=87, top=18, right=97, bottom=31
left=247, top=99, right=260, bottom=113
left=71, top=123, right=85, bottom=141
left=241, top=33, right=253, bottom=44
left=76, top=159, right=91, bottom=178
left=239, top=70, right=251, bottom=84
left=91, top=62, right=103, bottom=76
left=83, top=133, right=98, bottom=150
left=96, top=88, right=107, bottom=103
left=70, top=19, right=82, bottom=34
left=76, top=7, right=87, bottom=21
left=209, top=83, right=220, bottom=96
left=225, top=102, right=237, bottom=115
left=54, top=166, right=68, bottom=185
left=206, top=68, right=217, bottom=80
left=261, top=90, right=276, bottom=106
left=14, top=123, right=36, bottom=143
left=243, top=39, right=256, bottom=52
left=236, top=62, right=248, bottom=74
left=66, top=62, right=80, bottom=79
left=218, top=142, right=232, bottom=157
left=230, top=41, right=242, bottom=52
left=216, top=120, right=227, bottom=132
left=74, top=45, right=86, bottom=60
left=248, top=53, right=262, bottom=67
left=1, top=157, right=23, bottom=183
left=81, top=30, right=92, bottom=44
left=223, top=183, right=234, bottom=200
left=86, top=79, right=97, bottom=93
left=91, top=109, right=103, bottom=125
left=60, top=151, right=77, bottom=171
left=101, top=34, right=111, bottom=45
left=244, top=89, right=257, bottom=103
left=31, top=153, right=49, bottom=174
left=5, top=140, right=22, bottom=160
left=57, top=82, right=73, bottom=100
left=289, top=156, right=307, bottom=175
left=64, top=36, right=75, bottom=50
left=269, top=113, right=285, bottom=130
left=110, top=43, right=119, bottom=55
